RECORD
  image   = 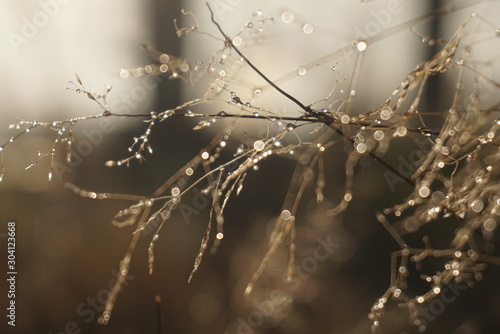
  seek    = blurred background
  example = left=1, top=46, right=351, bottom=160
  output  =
left=0, top=0, right=499, bottom=333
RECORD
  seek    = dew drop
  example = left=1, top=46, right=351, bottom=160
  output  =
left=201, top=152, right=210, bottom=160
left=380, top=106, right=392, bottom=120
left=185, top=168, right=194, bottom=176
left=253, top=88, right=262, bottom=96
left=280, top=210, right=292, bottom=220
left=374, top=130, right=384, bottom=141
left=286, top=123, right=296, bottom=131
left=484, top=219, right=496, bottom=232
left=471, top=199, right=483, bottom=212
left=356, top=143, right=367, bottom=153
left=396, top=126, right=407, bottom=137
left=419, top=186, right=430, bottom=198
left=297, top=67, right=306, bottom=76
left=0, top=146, right=3, bottom=152
left=216, top=233, right=224, bottom=239
left=418, top=127, right=433, bottom=137
left=281, top=11, right=294, bottom=23
left=245, top=285, right=253, bottom=295
left=302, top=23, right=314, bottom=34
left=356, top=41, right=367, bottom=51
left=341, top=115, right=350, bottom=124
left=230, top=93, right=242, bottom=104
left=171, top=187, right=181, bottom=196
left=159, top=53, right=170, bottom=63
left=253, top=112, right=260, bottom=117
left=253, top=140, right=265, bottom=151
left=431, top=191, right=445, bottom=205
left=232, top=36, right=243, bottom=47
left=216, top=111, right=227, bottom=118
left=219, top=69, right=226, bottom=77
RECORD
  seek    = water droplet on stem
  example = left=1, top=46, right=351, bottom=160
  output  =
left=281, top=11, right=294, bottom=23
left=302, top=23, right=314, bottom=34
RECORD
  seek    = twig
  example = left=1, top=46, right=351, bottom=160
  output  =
left=206, top=2, right=313, bottom=115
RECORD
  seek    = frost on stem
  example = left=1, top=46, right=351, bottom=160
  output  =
left=3, top=2, right=500, bottom=331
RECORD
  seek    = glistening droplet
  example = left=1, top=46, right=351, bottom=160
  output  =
left=171, top=187, right=180, bottom=196
left=356, top=41, right=367, bottom=51
left=253, top=140, right=265, bottom=151
left=280, top=210, right=291, bottom=220
left=302, top=23, right=314, bottom=34
left=419, top=186, right=430, bottom=198
left=297, top=67, right=306, bottom=76
left=232, top=36, right=243, bottom=47
left=281, top=11, right=294, bottom=23
left=380, top=106, right=392, bottom=120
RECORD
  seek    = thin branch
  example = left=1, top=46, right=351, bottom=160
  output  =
left=206, top=2, right=313, bottom=115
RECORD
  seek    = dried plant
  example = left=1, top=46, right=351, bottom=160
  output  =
left=2, top=1, right=499, bottom=333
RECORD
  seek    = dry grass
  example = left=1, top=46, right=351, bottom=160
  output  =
left=1, top=1, right=499, bottom=332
